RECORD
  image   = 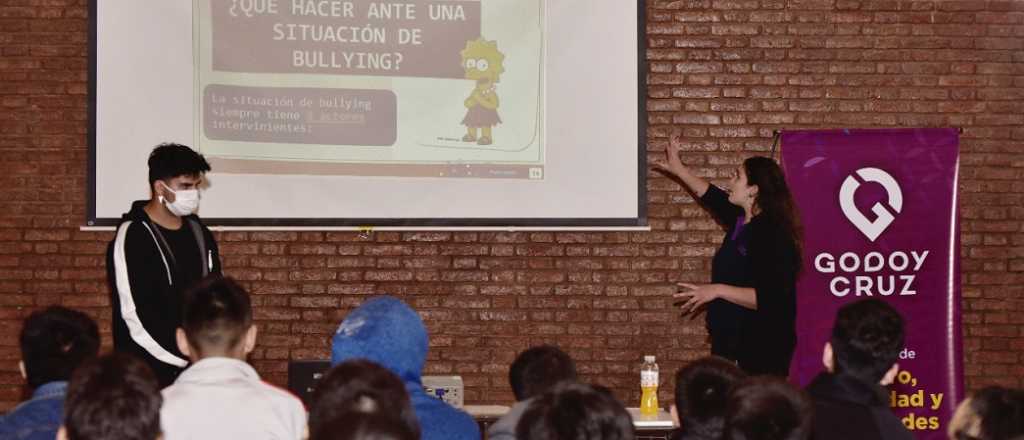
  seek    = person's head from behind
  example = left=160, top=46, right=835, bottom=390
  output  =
left=725, top=378, right=812, bottom=440
left=824, top=298, right=905, bottom=385
left=311, top=412, right=417, bottom=440
left=177, top=275, right=255, bottom=361
left=516, top=382, right=635, bottom=440
left=147, top=143, right=211, bottom=217
left=509, top=344, right=578, bottom=401
left=330, top=296, right=429, bottom=383
left=948, top=386, right=1024, bottom=440
left=672, top=356, right=746, bottom=436
left=59, top=353, right=162, bottom=440
left=309, top=359, right=420, bottom=439
left=19, top=306, right=100, bottom=389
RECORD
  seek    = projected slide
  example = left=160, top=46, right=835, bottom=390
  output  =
left=92, top=0, right=642, bottom=225
left=195, top=0, right=545, bottom=180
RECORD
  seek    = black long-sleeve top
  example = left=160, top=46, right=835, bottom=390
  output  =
left=106, top=201, right=222, bottom=387
left=701, top=186, right=754, bottom=361
left=700, top=185, right=800, bottom=376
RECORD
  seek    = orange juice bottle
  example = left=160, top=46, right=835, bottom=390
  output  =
left=640, top=355, right=659, bottom=416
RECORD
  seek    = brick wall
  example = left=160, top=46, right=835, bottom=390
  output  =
left=1, top=0, right=1022, bottom=412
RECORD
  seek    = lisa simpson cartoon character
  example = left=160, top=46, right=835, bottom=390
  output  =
left=460, top=38, right=505, bottom=146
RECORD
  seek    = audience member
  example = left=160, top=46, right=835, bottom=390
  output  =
left=58, top=353, right=162, bottom=440
left=724, top=377, right=812, bottom=440
left=331, top=296, right=480, bottom=440
left=805, top=299, right=912, bottom=440
left=160, top=276, right=306, bottom=440
left=672, top=356, right=746, bottom=440
left=309, top=359, right=420, bottom=438
left=0, top=306, right=100, bottom=440
left=516, top=382, right=635, bottom=440
left=311, top=412, right=417, bottom=440
left=489, top=345, right=578, bottom=440
left=948, top=386, right=1024, bottom=440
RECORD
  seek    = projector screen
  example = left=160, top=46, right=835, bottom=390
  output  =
left=89, top=0, right=646, bottom=227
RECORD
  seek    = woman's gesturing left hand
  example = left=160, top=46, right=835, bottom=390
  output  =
left=673, top=283, right=721, bottom=315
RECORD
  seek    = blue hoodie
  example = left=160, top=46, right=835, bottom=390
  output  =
left=331, top=296, right=480, bottom=440
left=0, top=381, right=66, bottom=440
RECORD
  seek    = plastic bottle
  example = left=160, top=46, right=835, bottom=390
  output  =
left=640, top=355, right=659, bottom=416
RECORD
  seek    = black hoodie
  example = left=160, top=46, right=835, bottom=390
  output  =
left=807, top=372, right=914, bottom=440
left=106, top=200, right=221, bottom=387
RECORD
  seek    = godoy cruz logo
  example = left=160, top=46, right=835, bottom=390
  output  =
left=840, top=167, right=903, bottom=242
left=817, top=167, right=924, bottom=298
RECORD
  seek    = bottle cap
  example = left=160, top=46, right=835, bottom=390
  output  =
left=644, top=355, right=655, bottom=363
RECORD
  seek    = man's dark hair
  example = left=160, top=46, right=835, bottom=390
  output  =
left=311, top=412, right=417, bottom=440
left=509, top=345, right=578, bottom=401
left=516, top=382, right=635, bottom=440
left=962, top=386, right=1024, bottom=440
left=725, top=378, right=812, bottom=440
left=830, top=299, right=905, bottom=383
left=181, top=275, right=253, bottom=357
left=309, top=359, right=420, bottom=439
left=64, top=353, right=162, bottom=440
left=675, top=356, right=747, bottom=439
left=19, top=306, right=100, bottom=388
left=147, top=142, right=211, bottom=186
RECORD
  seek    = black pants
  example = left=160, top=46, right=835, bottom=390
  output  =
left=709, top=325, right=743, bottom=362
left=738, top=341, right=795, bottom=378
left=711, top=327, right=794, bottom=378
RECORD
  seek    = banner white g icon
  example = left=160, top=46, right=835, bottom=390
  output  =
left=839, top=167, right=903, bottom=242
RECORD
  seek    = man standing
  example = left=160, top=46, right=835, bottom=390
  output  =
left=106, top=143, right=221, bottom=387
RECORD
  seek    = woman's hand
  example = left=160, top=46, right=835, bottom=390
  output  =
left=651, top=132, right=686, bottom=176
left=650, top=131, right=711, bottom=197
left=676, top=284, right=757, bottom=313
left=666, top=133, right=686, bottom=170
left=673, top=283, right=721, bottom=315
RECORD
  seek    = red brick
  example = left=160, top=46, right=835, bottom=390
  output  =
left=250, top=232, right=298, bottom=242
left=2, top=0, right=1024, bottom=412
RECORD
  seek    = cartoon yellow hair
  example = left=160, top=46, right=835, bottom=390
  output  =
left=460, top=38, right=505, bottom=81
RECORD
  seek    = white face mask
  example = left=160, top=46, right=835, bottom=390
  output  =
left=159, top=181, right=200, bottom=217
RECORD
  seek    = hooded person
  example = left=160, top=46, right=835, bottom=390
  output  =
left=331, top=296, right=480, bottom=440
left=106, top=143, right=220, bottom=387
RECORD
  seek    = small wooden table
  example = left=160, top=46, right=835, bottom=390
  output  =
left=626, top=407, right=676, bottom=440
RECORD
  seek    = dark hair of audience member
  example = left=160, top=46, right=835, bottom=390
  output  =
left=950, top=386, right=1024, bottom=440
left=509, top=344, right=578, bottom=401
left=62, top=353, right=162, bottom=440
left=829, top=299, right=905, bottom=383
left=19, top=306, right=100, bottom=389
left=516, top=382, right=635, bottom=440
left=181, top=275, right=252, bottom=357
left=309, top=359, right=420, bottom=439
left=311, top=412, right=417, bottom=440
left=148, top=142, right=211, bottom=186
left=675, top=356, right=747, bottom=439
left=724, top=378, right=813, bottom=440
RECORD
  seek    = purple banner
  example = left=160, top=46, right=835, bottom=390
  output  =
left=782, top=128, right=962, bottom=440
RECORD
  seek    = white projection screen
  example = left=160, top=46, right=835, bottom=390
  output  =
left=89, top=0, right=646, bottom=227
